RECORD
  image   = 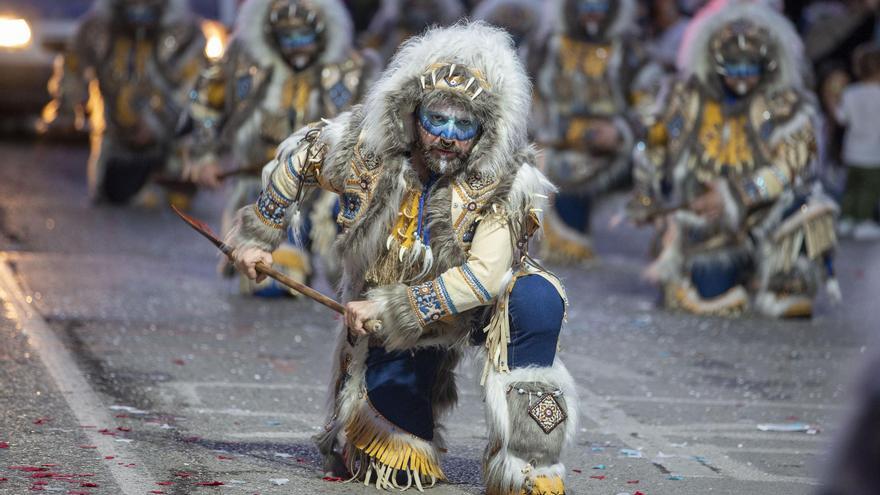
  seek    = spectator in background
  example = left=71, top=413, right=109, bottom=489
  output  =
left=833, top=42, right=880, bottom=240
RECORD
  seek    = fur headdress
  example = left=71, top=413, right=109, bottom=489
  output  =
left=234, top=0, right=353, bottom=67
left=677, top=0, right=806, bottom=92
left=90, top=0, right=193, bottom=26
left=359, top=21, right=532, bottom=177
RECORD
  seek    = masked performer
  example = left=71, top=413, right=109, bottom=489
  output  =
left=44, top=0, right=211, bottom=205
left=184, top=0, right=378, bottom=296
left=361, top=0, right=465, bottom=63
left=629, top=0, right=839, bottom=318
left=472, top=0, right=544, bottom=78
left=536, top=0, right=651, bottom=263
left=229, top=23, right=578, bottom=494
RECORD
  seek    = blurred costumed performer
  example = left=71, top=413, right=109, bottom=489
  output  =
left=629, top=0, right=839, bottom=317
left=183, top=0, right=379, bottom=296
left=44, top=0, right=214, bottom=206
left=229, top=22, right=579, bottom=494
left=536, top=0, right=653, bottom=263
left=361, top=0, right=465, bottom=62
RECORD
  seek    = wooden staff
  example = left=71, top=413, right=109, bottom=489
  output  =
left=171, top=206, right=382, bottom=333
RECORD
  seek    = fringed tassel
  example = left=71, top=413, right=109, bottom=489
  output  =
left=481, top=275, right=517, bottom=385
left=343, top=402, right=444, bottom=492
left=771, top=206, right=837, bottom=273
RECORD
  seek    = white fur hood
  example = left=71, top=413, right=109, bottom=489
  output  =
left=358, top=21, right=533, bottom=178
left=677, top=0, right=807, bottom=92
left=233, top=0, right=354, bottom=68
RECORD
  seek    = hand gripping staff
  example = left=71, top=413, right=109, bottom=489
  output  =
left=171, top=206, right=383, bottom=333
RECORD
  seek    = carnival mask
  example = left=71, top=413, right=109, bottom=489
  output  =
left=710, top=19, right=777, bottom=97
left=268, top=0, right=326, bottom=71
left=575, top=0, right=611, bottom=38
left=415, top=103, right=481, bottom=175
left=113, top=0, right=167, bottom=29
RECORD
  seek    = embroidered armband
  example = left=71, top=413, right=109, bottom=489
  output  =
left=407, top=279, right=458, bottom=327
left=254, top=183, right=293, bottom=229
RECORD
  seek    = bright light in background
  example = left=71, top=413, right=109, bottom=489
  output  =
left=0, top=17, right=32, bottom=49
left=201, top=20, right=227, bottom=61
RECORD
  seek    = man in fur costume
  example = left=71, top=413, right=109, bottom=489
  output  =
left=183, top=0, right=379, bottom=296
left=43, top=0, right=211, bottom=206
left=471, top=0, right=546, bottom=81
left=629, top=0, right=839, bottom=318
left=536, top=0, right=653, bottom=263
left=361, top=0, right=465, bottom=63
left=229, top=22, right=579, bottom=494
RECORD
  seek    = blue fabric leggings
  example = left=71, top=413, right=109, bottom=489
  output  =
left=363, top=275, right=565, bottom=439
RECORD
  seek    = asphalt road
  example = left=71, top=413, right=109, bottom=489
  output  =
left=1, top=139, right=878, bottom=495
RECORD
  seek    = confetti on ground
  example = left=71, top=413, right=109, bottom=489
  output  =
left=668, top=474, right=684, bottom=480
left=0, top=442, right=9, bottom=449
left=592, top=464, right=606, bottom=470
left=32, top=418, right=51, bottom=425
left=269, top=478, right=290, bottom=486
left=196, top=481, right=224, bottom=486
left=619, top=449, right=644, bottom=458
left=590, top=475, right=606, bottom=480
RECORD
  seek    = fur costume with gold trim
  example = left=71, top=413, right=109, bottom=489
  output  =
left=45, top=0, right=211, bottom=203
left=536, top=0, right=653, bottom=263
left=229, top=22, right=577, bottom=492
left=186, top=0, right=379, bottom=292
left=630, top=0, right=838, bottom=318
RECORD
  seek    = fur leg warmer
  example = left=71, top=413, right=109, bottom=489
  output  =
left=483, top=360, right=579, bottom=495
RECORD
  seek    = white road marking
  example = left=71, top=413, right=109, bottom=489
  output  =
left=0, top=259, right=155, bottom=494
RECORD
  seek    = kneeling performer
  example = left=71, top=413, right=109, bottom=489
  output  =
left=228, top=22, right=578, bottom=494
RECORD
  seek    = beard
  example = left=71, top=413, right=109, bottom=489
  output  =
left=419, top=143, right=469, bottom=176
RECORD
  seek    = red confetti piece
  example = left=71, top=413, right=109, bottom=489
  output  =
left=156, top=481, right=174, bottom=486
left=321, top=476, right=343, bottom=482
left=627, top=480, right=640, bottom=484
left=98, top=429, right=116, bottom=436
left=0, top=442, right=9, bottom=449
left=148, top=492, right=166, bottom=494
left=79, top=445, right=98, bottom=449
left=67, top=491, right=91, bottom=495
left=196, top=481, right=224, bottom=486
left=114, top=414, right=128, bottom=419
left=634, top=492, right=646, bottom=495
left=33, top=418, right=51, bottom=425
left=29, top=485, right=44, bottom=491
left=33, top=481, right=49, bottom=485
left=10, top=466, right=49, bottom=472
left=41, top=464, right=58, bottom=467
left=117, top=427, right=131, bottom=432
left=174, top=472, right=192, bottom=478
left=217, top=455, right=233, bottom=460
left=572, top=469, right=582, bottom=473
left=103, top=456, right=114, bottom=460
left=81, top=482, right=99, bottom=487
left=172, top=359, right=185, bottom=366
left=589, top=475, right=606, bottom=480
left=0, top=477, right=8, bottom=482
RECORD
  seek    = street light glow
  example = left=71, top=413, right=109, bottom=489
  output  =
left=0, top=17, right=32, bottom=49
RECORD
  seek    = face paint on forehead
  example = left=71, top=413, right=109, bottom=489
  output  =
left=417, top=105, right=481, bottom=142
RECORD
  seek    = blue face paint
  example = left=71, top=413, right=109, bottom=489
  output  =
left=723, top=62, right=762, bottom=78
left=577, top=0, right=610, bottom=14
left=418, top=108, right=480, bottom=141
left=276, top=29, right=318, bottom=50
